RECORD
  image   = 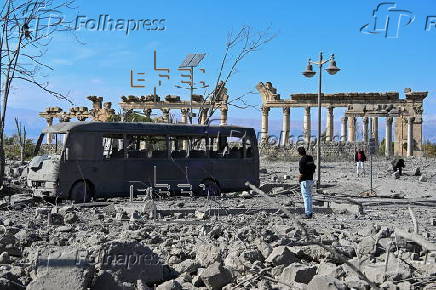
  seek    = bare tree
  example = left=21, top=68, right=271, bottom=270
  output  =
left=199, top=25, right=276, bottom=124
left=14, top=116, right=26, bottom=162
left=0, top=0, right=76, bottom=187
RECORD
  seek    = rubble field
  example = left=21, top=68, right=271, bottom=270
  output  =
left=0, top=157, right=435, bottom=289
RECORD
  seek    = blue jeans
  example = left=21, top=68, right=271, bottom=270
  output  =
left=300, top=180, right=314, bottom=215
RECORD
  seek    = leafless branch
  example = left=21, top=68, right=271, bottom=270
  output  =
left=199, top=25, right=276, bottom=124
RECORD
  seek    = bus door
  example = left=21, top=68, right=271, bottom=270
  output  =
left=186, top=136, right=212, bottom=192
left=99, top=134, right=126, bottom=196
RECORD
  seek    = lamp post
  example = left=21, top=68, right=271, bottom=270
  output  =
left=302, top=52, right=340, bottom=188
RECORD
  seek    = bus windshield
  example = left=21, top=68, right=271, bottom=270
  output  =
left=34, top=133, right=67, bottom=156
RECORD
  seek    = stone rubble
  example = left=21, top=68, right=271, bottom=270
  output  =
left=0, top=158, right=434, bottom=289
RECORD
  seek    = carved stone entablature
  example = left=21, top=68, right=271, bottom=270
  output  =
left=165, top=95, right=181, bottom=103
left=405, top=91, right=428, bottom=101
left=256, top=82, right=280, bottom=102
left=192, top=94, right=204, bottom=103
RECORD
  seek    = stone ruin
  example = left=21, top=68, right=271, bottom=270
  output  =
left=257, top=82, right=428, bottom=157
left=39, top=82, right=230, bottom=144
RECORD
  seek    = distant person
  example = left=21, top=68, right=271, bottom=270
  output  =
left=355, top=148, right=367, bottom=177
left=392, top=158, right=405, bottom=175
left=297, top=147, right=316, bottom=219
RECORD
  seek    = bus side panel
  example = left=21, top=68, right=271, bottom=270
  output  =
left=61, top=132, right=127, bottom=198
left=59, top=160, right=125, bottom=198
left=185, top=158, right=213, bottom=192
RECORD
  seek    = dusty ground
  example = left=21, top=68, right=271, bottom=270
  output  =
left=0, top=157, right=435, bottom=289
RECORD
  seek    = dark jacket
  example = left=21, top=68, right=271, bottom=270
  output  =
left=299, top=155, right=315, bottom=181
left=355, top=151, right=367, bottom=162
left=393, top=158, right=405, bottom=169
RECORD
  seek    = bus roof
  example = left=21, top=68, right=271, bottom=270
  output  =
left=42, top=122, right=255, bottom=136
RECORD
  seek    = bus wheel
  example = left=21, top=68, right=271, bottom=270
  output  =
left=202, top=180, right=221, bottom=197
left=70, top=181, right=92, bottom=203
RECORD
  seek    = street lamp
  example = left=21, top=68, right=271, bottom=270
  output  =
left=302, top=52, right=340, bottom=188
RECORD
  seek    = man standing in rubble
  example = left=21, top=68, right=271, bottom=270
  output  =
left=355, top=148, right=367, bottom=177
left=297, top=147, right=316, bottom=219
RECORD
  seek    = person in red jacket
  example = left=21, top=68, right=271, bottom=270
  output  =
left=355, top=148, right=367, bottom=177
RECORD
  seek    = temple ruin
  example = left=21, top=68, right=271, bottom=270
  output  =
left=39, top=83, right=229, bottom=144
left=257, top=82, right=427, bottom=157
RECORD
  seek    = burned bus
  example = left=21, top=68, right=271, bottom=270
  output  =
left=27, top=122, right=260, bottom=202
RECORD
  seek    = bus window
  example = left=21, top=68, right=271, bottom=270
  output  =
left=103, top=134, right=124, bottom=159
left=227, top=136, right=244, bottom=159
left=123, top=135, right=168, bottom=159
left=169, top=136, right=188, bottom=159
left=143, top=136, right=168, bottom=159
left=188, top=137, right=207, bottom=158
left=209, top=136, right=226, bottom=158
left=209, top=135, right=244, bottom=159
left=244, top=138, right=253, bottom=158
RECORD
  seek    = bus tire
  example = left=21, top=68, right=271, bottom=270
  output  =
left=201, top=179, right=221, bottom=197
left=70, top=181, right=92, bottom=203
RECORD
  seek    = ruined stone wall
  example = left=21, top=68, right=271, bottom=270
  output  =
left=260, top=143, right=377, bottom=162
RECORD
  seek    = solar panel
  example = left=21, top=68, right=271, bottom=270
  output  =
left=179, top=53, right=206, bottom=67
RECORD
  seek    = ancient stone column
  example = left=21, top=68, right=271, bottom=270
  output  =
left=220, top=108, right=228, bottom=125
left=407, top=117, right=415, bottom=157
left=45, top=117, right=53, bottom=145
left=281, top=107, right=290, bottom=146
left=303, top=107, right=311, bottom=144
left=385, top=117, right=393, bottom=157
left=161, top=109, right=170, bottom=123
left=261, top=106, right=270, bottom=144
left=371, top=117, right=379, bottom=145
left=326, top=106, right=334, bottom=142
left=340, top=117, right=348, bottom=142
left=363, top=117, right=369, bottom=143
left=180, top=109, right=189, bottom=123
left=347, top=116, right=356, bottom=142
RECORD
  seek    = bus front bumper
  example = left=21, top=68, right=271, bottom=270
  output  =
left=28, top=180, right=60, bottom=198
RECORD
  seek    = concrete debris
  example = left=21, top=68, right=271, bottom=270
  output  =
left=419, top=175, right=428, bottom=182
left=156, top=279, right=182, bottom=290
left=199, top=262, right=232, bottom=290
left=307, top=275, right=348, bottom=290
left=195, top=210, right=208, bottom=220
left=27, top=248, right=95, bottom=290
left=64, top=212, right=79, bottom=224
left=240, top=191, right=252, bottom=198
left=0, top=158, right=434, bottom=289
left=0, top=251, right=10, bottom=264
left=265, top=246, right=299, bottom=266
left=330, top=202, right=363, bottom=215
left=280, top=263, right=317, bottom=284
left=47, top=213, right=64, bottom=225
left=98, top=240, right=165, bottom=283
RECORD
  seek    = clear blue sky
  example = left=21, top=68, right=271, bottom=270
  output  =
left=9, top=0, right=436, bottom=139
